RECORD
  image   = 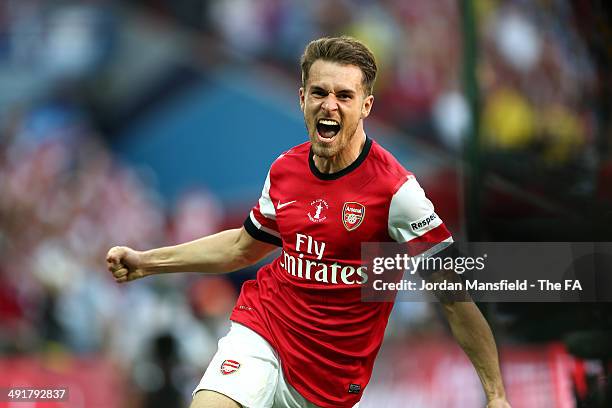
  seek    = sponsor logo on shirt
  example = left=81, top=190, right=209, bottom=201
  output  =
left=279, top=233, right=368, bottom=285
left=307, top=199, right=328, bottom=223
left=410, top=213, right=437, bottom=232
left=220, top=359, right=241, bottom=375
left=342, top=202, right=365, bottom=231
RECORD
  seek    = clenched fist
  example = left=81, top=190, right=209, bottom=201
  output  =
left=106, top=246, right=147, bottom=283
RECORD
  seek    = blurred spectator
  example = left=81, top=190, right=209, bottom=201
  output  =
left=170, top=189, right=224, bottom=244
left=138, top=333, right=185, bottom=408
left=482, top=86, right=536, bottom=150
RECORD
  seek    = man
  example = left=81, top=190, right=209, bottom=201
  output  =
left=107, top=37, right=511, bottom=408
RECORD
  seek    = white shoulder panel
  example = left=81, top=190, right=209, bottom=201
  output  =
left=388, top=176, right=443, bottom=243
left=258, top=170, right=276, bottom=220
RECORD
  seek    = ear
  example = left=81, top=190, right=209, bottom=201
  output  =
left=361, top=95, right=374, bottom=118
left=299, top=87, right=305, bottom=112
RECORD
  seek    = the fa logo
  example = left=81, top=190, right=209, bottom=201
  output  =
left=308, top=199, right=328, bottom=223
left=342, top=202, right=365, bottom=231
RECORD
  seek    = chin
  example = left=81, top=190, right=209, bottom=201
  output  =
left=311, top=142, right=338, bottom=158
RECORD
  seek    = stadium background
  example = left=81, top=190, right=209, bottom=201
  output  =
left=0, top=0, right=610, bottom=407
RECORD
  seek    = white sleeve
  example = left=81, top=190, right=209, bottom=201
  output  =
left=244, top=170, right=281, bottom=246
left=388, top=176, right=453, bottom=255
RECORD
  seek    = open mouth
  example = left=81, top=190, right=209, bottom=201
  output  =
left=316, top=119, right=341, bottom=139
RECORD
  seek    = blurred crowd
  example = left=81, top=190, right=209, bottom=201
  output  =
left=0, top=0, right=610, bottom=405
left=204, top=0, right=608, bottom=206
left=0, top=99, right=240, bottom=403
left=198, top=0, right=602, bottom=155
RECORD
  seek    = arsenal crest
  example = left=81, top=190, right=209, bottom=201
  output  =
left=220, top=359, right=241, bottom=375
left=342, top=202, right=365, bottom=231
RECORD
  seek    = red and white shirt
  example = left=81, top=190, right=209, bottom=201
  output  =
left=231, top=137, right=452, bottom=407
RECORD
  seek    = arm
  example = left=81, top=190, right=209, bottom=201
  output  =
left=107, top=227, right=277, bottom=283
left=387, top=174, right=509, bottom=406
left=441, top=301, right=511, bottom=408
left=423, top=267, right=510, bottom=407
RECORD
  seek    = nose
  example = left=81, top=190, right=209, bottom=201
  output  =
left=321, top=94, right=338, bottom=112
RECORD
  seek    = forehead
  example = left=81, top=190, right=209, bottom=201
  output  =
left=305, top=60, right=364, bottom=93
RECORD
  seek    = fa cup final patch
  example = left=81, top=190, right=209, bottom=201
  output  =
left=220, top=359, right=241, bottom=375
left=342, top=202, right=365, bottom=231
left=308, top=198, right=329, bottom=223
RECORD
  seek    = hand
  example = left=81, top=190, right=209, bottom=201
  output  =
left=106, top=246, right=147, bottom=283
left=486, top=397, right=511, bottom=408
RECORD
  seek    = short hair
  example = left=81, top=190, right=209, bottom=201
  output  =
left=300, top=36, right=378, bottom=96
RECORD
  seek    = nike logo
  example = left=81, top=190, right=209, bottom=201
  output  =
left=277, top=200, right=297, bottom=210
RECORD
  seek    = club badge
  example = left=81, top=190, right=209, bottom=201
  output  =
left=342, top=202, right=365, bottom=231
left=220, top=359, right=241, bottom=375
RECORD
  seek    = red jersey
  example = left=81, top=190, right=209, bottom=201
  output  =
left=230, top=137, right=452, bottom=407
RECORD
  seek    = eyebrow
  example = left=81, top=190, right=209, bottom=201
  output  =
left=310, top=86, right=356, bottom=96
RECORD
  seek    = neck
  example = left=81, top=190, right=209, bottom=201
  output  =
left=313, top=130, right=366, bottom=174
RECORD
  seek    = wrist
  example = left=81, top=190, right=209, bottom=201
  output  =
left=484, top=381, right=506, bottom=401
left=486, top=396, right=510, bottom=408
left=486, top=391, right=507, bottom=402
left=138, top=249, right=157, bottom=275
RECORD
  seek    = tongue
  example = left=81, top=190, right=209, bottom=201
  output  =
left=318, top=123, right=339, bottom=138
left=320, top=129, right=336, bottom=138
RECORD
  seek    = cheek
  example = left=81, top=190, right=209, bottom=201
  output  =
left=305, top=101, right=318, bottom=113
left=348, top=108, right=361, bottom=121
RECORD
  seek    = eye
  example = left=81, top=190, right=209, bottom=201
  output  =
left=312, top=89, right=326, bottom=97
left=337, top=94, right=351, bottom=100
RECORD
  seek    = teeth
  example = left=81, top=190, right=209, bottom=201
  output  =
left=318, top=119, right=339, bottom=126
